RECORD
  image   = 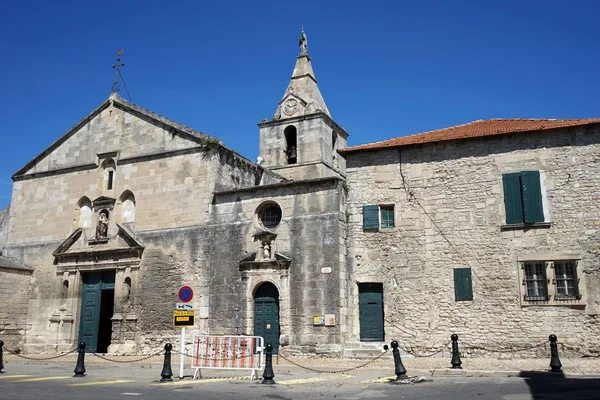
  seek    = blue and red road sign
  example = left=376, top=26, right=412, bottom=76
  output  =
left=178, top=286, right=194, bottom=303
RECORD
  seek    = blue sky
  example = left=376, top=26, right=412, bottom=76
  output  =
left=1, top=1, right=599, bottom=209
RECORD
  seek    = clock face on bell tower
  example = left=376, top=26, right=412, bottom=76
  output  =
left=283, top=98, right=299, bottom=116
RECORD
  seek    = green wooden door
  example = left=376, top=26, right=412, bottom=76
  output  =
left=254, top=283, right=280, bottom=354
left=78, top=271, right=115, bottom=352
left=359, top=283, right=384, bottom=341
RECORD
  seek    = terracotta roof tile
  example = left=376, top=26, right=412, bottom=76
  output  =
left=341, top=118, right=600, bottom=153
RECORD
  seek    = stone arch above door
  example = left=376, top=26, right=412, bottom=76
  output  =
left=244, top=276, right=290, bottom=353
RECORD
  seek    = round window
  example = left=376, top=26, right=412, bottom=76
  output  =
left=258, top=203, right=282, bottom=229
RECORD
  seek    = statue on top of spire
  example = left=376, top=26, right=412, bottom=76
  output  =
left=299, top=28, right=308, bottom=55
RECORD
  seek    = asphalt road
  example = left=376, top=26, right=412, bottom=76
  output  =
left=2, top=361, right=600, bottom=399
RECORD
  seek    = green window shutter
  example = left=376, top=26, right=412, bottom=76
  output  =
left=363, top=205, right=380, bottom=230
left=521, top=171, right=544, bottom=223
left=502, top=173, right=524, bottom=224
left=454, top=268, right=473, bottom=301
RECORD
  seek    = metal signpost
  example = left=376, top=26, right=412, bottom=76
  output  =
left=176, top=285, right=194, bottom=379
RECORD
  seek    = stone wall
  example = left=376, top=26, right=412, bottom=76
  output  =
left=0, top=205, right=9, bottom=251
left=207, top=177, right=346, bottom=354
left=345, top=125, right=600, bottom=357
left=4, top=103, right=266, bottom=353
left=0, top=259, right=33, bottom=351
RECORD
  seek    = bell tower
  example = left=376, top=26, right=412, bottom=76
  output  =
left=258, top=30, right=348, bottom=181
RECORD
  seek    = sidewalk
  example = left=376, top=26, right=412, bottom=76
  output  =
left=3, top=352, right=599, bottom=379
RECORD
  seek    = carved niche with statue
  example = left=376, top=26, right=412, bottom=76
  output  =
left=239, top=230, right=291, bottom=278
left=89, top=196, right=116, bottom=244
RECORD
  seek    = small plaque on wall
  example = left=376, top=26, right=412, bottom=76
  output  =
left=321, top=266, right=332, bottom=274
left=313, top=316, right=325, bottom=325
left=325, top=314, right=335, bottom=326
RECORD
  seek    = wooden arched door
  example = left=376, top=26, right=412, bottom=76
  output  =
left=253, top=282, right=280, bottom=353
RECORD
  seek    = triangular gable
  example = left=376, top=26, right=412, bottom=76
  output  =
left=53, top=223, right=144, bottom=259
left=277, top=93, right=307, bottom=108
left=13, top=93, right=220, bottom=179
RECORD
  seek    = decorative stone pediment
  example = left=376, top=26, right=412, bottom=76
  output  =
left=53, top=223, right=144, bottom=272
left=239, top=252, right=291, bottom=275
left=92, top=196, right=116, bottom=209
left=278, top=94, right=307, bottom=118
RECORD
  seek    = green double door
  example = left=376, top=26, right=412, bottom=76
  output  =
left=359, top=283, right=384, bottom=341
left=78, top=271, right=115, bottom=353
left=254, top=283, right=280, bottom=354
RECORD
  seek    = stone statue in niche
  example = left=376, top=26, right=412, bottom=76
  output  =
left=262, top=240, right=271, bottom=260
left=96, top=210, right=109, bottom=238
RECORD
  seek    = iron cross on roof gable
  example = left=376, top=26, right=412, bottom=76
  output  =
left=111, top=49, right=125, bottom=94
left=111, top=49, right=132, bottom=101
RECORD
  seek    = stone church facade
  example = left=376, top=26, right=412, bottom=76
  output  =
left=1, top=35, right=599, bottom=357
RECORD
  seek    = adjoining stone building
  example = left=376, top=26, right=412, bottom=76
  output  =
left=1, top=34, right=599, bottom=357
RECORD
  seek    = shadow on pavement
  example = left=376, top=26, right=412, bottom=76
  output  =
left=519, top=371, right=600, bottom=399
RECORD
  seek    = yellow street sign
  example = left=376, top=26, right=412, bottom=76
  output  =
left=173, top=309, right=195, bottom=327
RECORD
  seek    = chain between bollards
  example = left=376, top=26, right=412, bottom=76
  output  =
left=450, top=334, right=462, bottom=369
left=262, top=344, right=275, bottom=384
left=160, top=343, right=173, bottom=383
left=549, top=334, right=562, bottom=373
left=73, top=342, right=86, bottom=377
left=0, top=340, right=4, bottom=373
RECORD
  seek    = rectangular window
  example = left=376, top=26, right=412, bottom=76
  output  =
left=380, top=206, right=395, bottom=228
left=107, top=170, right=114, bottom=190
left=362, top=205, right=395, bottom=230
left=502, top=171, right=544, bottom=225
left=523, top=262, right=548, bottom=301
left=555, top=261, right=579, bottom=299
left=453, top=268, right=473, bottom=301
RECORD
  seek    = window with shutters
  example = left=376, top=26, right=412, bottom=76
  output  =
left=362, top=205, right=395, bottom=230
left=453, top=268, right=473, bottom=301
left=517, top=257, right=584, bottom=306
left=502, top=171, right=549, bottom=228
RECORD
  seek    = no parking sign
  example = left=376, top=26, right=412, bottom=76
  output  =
left=178, top=286, right=194, bottom=303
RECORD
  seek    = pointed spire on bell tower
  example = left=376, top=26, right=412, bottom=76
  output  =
left=258, top=29, right=348, bottom=181
left=273, top=28, right=330, bottom=120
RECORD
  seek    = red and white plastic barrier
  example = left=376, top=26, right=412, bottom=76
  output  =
left=191, top=335, right=264, bottom=380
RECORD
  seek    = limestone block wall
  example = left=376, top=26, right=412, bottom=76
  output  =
left=9, top=105, right=261, bottom=244
left=345, top=126, right=600, bottom=357
left=4, top=105, right=264, bottom=352
left=0, top=206, right=9, bottom=251
left=0, top=266, right=33, bottom=351
left=259, top=115, right=347, bottom=179
left=211, top=178, right=346, bottom=353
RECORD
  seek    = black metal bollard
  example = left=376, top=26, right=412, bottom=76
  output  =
left=160, top=343, right=173, bottom=383
left=391, top=340, right=408, bottom=380
left=549, top=334, right=562, bottom=373
left=261, top=344, right=275, bottom=384
left=0, top=340, right=4, bottom=373
left=450, top=334, right=462, bottom=369
left=73, top=342, right=86, bottom=377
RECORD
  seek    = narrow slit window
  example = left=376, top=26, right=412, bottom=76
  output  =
left=107, top=170, right=114, bottom=190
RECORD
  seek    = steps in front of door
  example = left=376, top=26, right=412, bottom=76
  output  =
left=343, top=342, right=412, bottom=359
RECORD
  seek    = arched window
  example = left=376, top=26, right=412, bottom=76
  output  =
left=77, top=197, right=93, bottom=228
left=119, top=190, right=136, bottom=223
left=284, top=126, right=297, bottom=164
left=101, top=158, right=116, bottom=191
